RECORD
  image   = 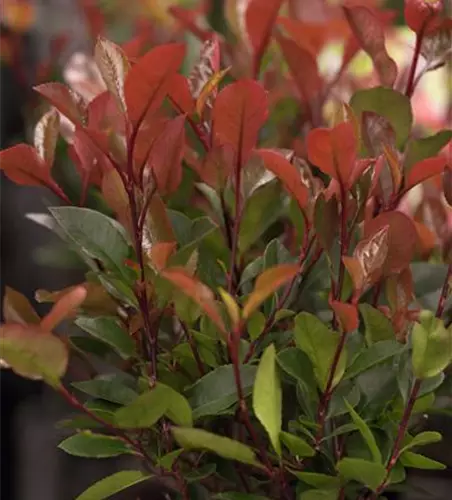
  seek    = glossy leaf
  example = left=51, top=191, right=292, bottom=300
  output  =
left=343, top=5, right=397, bottom=88
left=243, top=264, right=298, bottom=319
left=279, top=431, right=315, bottom=457
left=345, top=340, right=404, bottom=379
left=171, top=427, right=261, bottom=466
left=257, top=149, right=309, bottom=211
left=0, top=324, right=68, bottom=386
left=186, top=364, right=257, bottom=419
left=34, top=108, right=60, bottom=167
left=124, top=43, right=185, bottom=124
left=59, top=431, right=134, bottom=458
left=75, top=470, right=151, bottom=500
left=294, top=312, right=347, bottom=391
left=162, top=267, right=226, bottom=335
left=75, top=316, right=136, bottom=359
left=212, top=80, right=268, bottom=166
left=253, top=344, right=282, bottom=454
left=336, top=457, right=386, bottom=491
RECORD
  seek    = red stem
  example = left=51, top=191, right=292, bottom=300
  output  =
left=405, top=25, right=426, bottom=98
left=436, top=263, right=452, bottom=318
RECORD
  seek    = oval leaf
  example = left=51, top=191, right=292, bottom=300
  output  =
left=59, top=431, right=135, bottom=458
left=75, top=470, right=151, bottom=500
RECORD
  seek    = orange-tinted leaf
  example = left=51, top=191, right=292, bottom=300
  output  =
left=34, top=108, right=60, bottom=167
left=257, top=149, right=309, bottom=211
left=198, top=143, right=235, bottom=189
left=40, top=286, right=87, bottom=332
left=306, top=121, right=357, bottom=186
left=142, top=193, right=176, bottom=252
left=246, top=0, right=284, bottom=75
left=101, top=168, right=132, bottom=232
left=161, top=267, right=226, bottom=335
left=0, top=324, right=68, bottom=385
left=343, top=5, right=398, bottom=87
left=382, top=144, right=402, bottom=194
left=196, top=68, right=230, bottom=118
left=169, top=5, right=211, bottom=42
left=404, top=156, right=448, bottom=191
left=168, top=74, right=195, bottom=116
left=218, top=288, right=241, bottom=329
left=243, top=264, right=298, bottom=319
left=3, top=287, right=41, bottom=326
left=386, top=267, right=414, bottom=313
left=147, top=115, right=186, bottom=195
left=94, top=36, right=130, bottom=112
left=34, top=82, right=87, bottom=125
left=124, top=43, right=185, bottom=125
left=0, top=144, right=52, bottom=187
left=212, top=80, right=268, bottom=166
left=404, top=0, right=443, bottom=34
left=330, top=301, right=359, bottom=332
left=343, top=256, right=366, bottom=294
left=364, top=211, right=417, bottom=275
left=276, top=33, right=323, bottom=102
left=149, top=242, right=177, bottom=271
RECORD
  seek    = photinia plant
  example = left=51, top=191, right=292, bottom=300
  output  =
left=1, top=1, right=452, bottom=499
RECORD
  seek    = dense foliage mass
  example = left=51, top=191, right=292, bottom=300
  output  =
left=1, top=0, right=451, bottom=499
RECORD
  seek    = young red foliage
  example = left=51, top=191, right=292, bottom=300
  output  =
left=403, top=156, right=448, bottom=192
left=245, top=0, right=284, bottom=76
left=306, top=121, right=357, bottom=188
left=124, top=43, right=186, bottom=125
left=343, top=5, right=398, bottom=88
left=330, top=300, right=359, bottom=332
left=404, top=0, right=444, bottom=34
left=212, top=80, right=268, bottom=167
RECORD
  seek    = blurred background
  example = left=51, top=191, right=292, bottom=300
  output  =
left=0, top=0, right=451, bottom=499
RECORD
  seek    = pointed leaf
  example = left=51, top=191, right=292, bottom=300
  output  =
left=3, top=287, right=40, bottom=325
left=196, top=67, right=230, bottom=118
left=34, top=108, right=60, bottom=167
left=400, top=431, right=442, bottom=454
left=400, top=450, right=445, bottom=470
left=189, top=35, right=221, bottom=102
left=59, top=431, right=135, bottom=458
left=34, top=82, right=87, bottom=125
left=404, top=130, right=452, bottom=169
left=253, top=344, right=282, bottom=455
left=40, top=285, right=87, bottom=331
left=257, top=149, right=309, bottom=211
left=243, top=264, right=298, bottom=319
left=212, top=80, right=268, bottom=166
left=404, top=156, right=448, bottom=191
left=279, top=431, right=315, bottom=458
left=0, top=324, right=68, bottom=386
left=404, top=0, right=443, bottom=34
left=75, top=470, right=151, bottom=500
left=0, top=144, right=53, bottom=187
left=171, top=427, right=260, bottom=466
left=294, top=312, right=347, bottom=391
left=359, top=304, right=395, bottom=344
left=337, top=457, right=386, bottom=491
left=330, top=301, right=359, bottom=333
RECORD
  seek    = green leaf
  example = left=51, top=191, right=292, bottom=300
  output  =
left=157, top=449, right=184, bottom=470
left=359, top=304, right=394, bottom=345
left=294, top=312, right=347, bottom=391
left=400, top=431, right=442, bottom=454
left=0, top=324, right=68, bottom=387
left=75, top=316, right=136, bottom=359
left=336, top=457, right=386, bottom=491
left=344, top=340, right=404, bottom=379
left=186, top=364, right=257, bottom=419
left=350, top=87, right=412, bottom=148
left=328, top=382, right=360, bottom=418
left=214, top=493, right=270, bottom=500
left=253, top=344, right=282, bottom=455
left=49, top=207, right=131, bottom=278
left=75, top=470, right=151, bottom=500
left=279, top=431, right=315, bottom=457
left=412, top=312, right=452, bottom=379
left=293, top=472, right=340, bottom=489
left=72, top=375, right=138, bottom=405
left=404, top=130, right=452, bottom=170
left=57, top=409, right=114, bottom=430
left=115, top=383, right=192, bottom=428
left=399, top=451, right=446, bottom=470
left=344, top=400, right=382, bottom=463
left=171, top=427, right=261, bottom=466
left=299, top=490, right=340, bottom=500
left=247, top=311, right=266, bottom=341
left=58, top=431, right=134, bottom=458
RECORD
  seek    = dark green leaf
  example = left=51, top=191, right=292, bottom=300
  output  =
left=186, top=364, right=257, bottom=419
left=157, top=449, right=184, bottom=471
left=293, top=472, right=340, bottom=489
left=279, top=431, right=315, bottom=457
left=336, top=457, right=386, bottom=491
left=72, top=375, right=138, bottom=405
left=171, top=427, right=261, bottom=466
left=404, top=130, right=452, bottom=170
left=253, top=344, right=282, bottom=454
left=328, top=381, right=360, bottom=418
left=75, top=316, right=136, bottom=359
left=58, top=431, right=135, bottom=458
left=75, top=470, right=151, bottom=500
left=400, top=451, right=446, bottom=470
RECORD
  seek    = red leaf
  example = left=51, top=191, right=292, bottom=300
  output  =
left=40, top=286, right=87, bottom=331
left=343, top=5, right=398, bottom=87
left=444, top=165, right=452, bottom=206
left=87, top=90, right=126, bottom=134
left=34, top=82, right=87, bottom=125
left=276, top=33, right=323, bottom=102
left=168, top=74, right=195, bottom=116
left=257, top=149, right=309, bottom=211
left=161, top=267, right=226, bottom=335
left=364, top=211, right=418, bottom=275
left=212, top=80, right=268, bottom=167
left=147, top=115, right=186, bottom=195
left=404, top=156, right=448, bottom=191
left=245, top=0, right=285, bottom=75
left=124, top=43, right=185, bottom=125
left=404, top=0, right=443, bottom=34
left=198, top=143, right=235, bottom=189
left=149, top=242, right=177, bottom=272
left=0, top=144, right=52, bottom=187
left=306, top=121, right=357, bottom=186
left=169, top=6, right=211, bottom=42
left=330, top=301, right=359, bottom=332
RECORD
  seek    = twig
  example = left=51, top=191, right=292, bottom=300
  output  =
left=405, top=22, right=427, bottom=98
left=180, top=320, right=205, bottom=375
left=436, top=263, right=452, bottom=318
